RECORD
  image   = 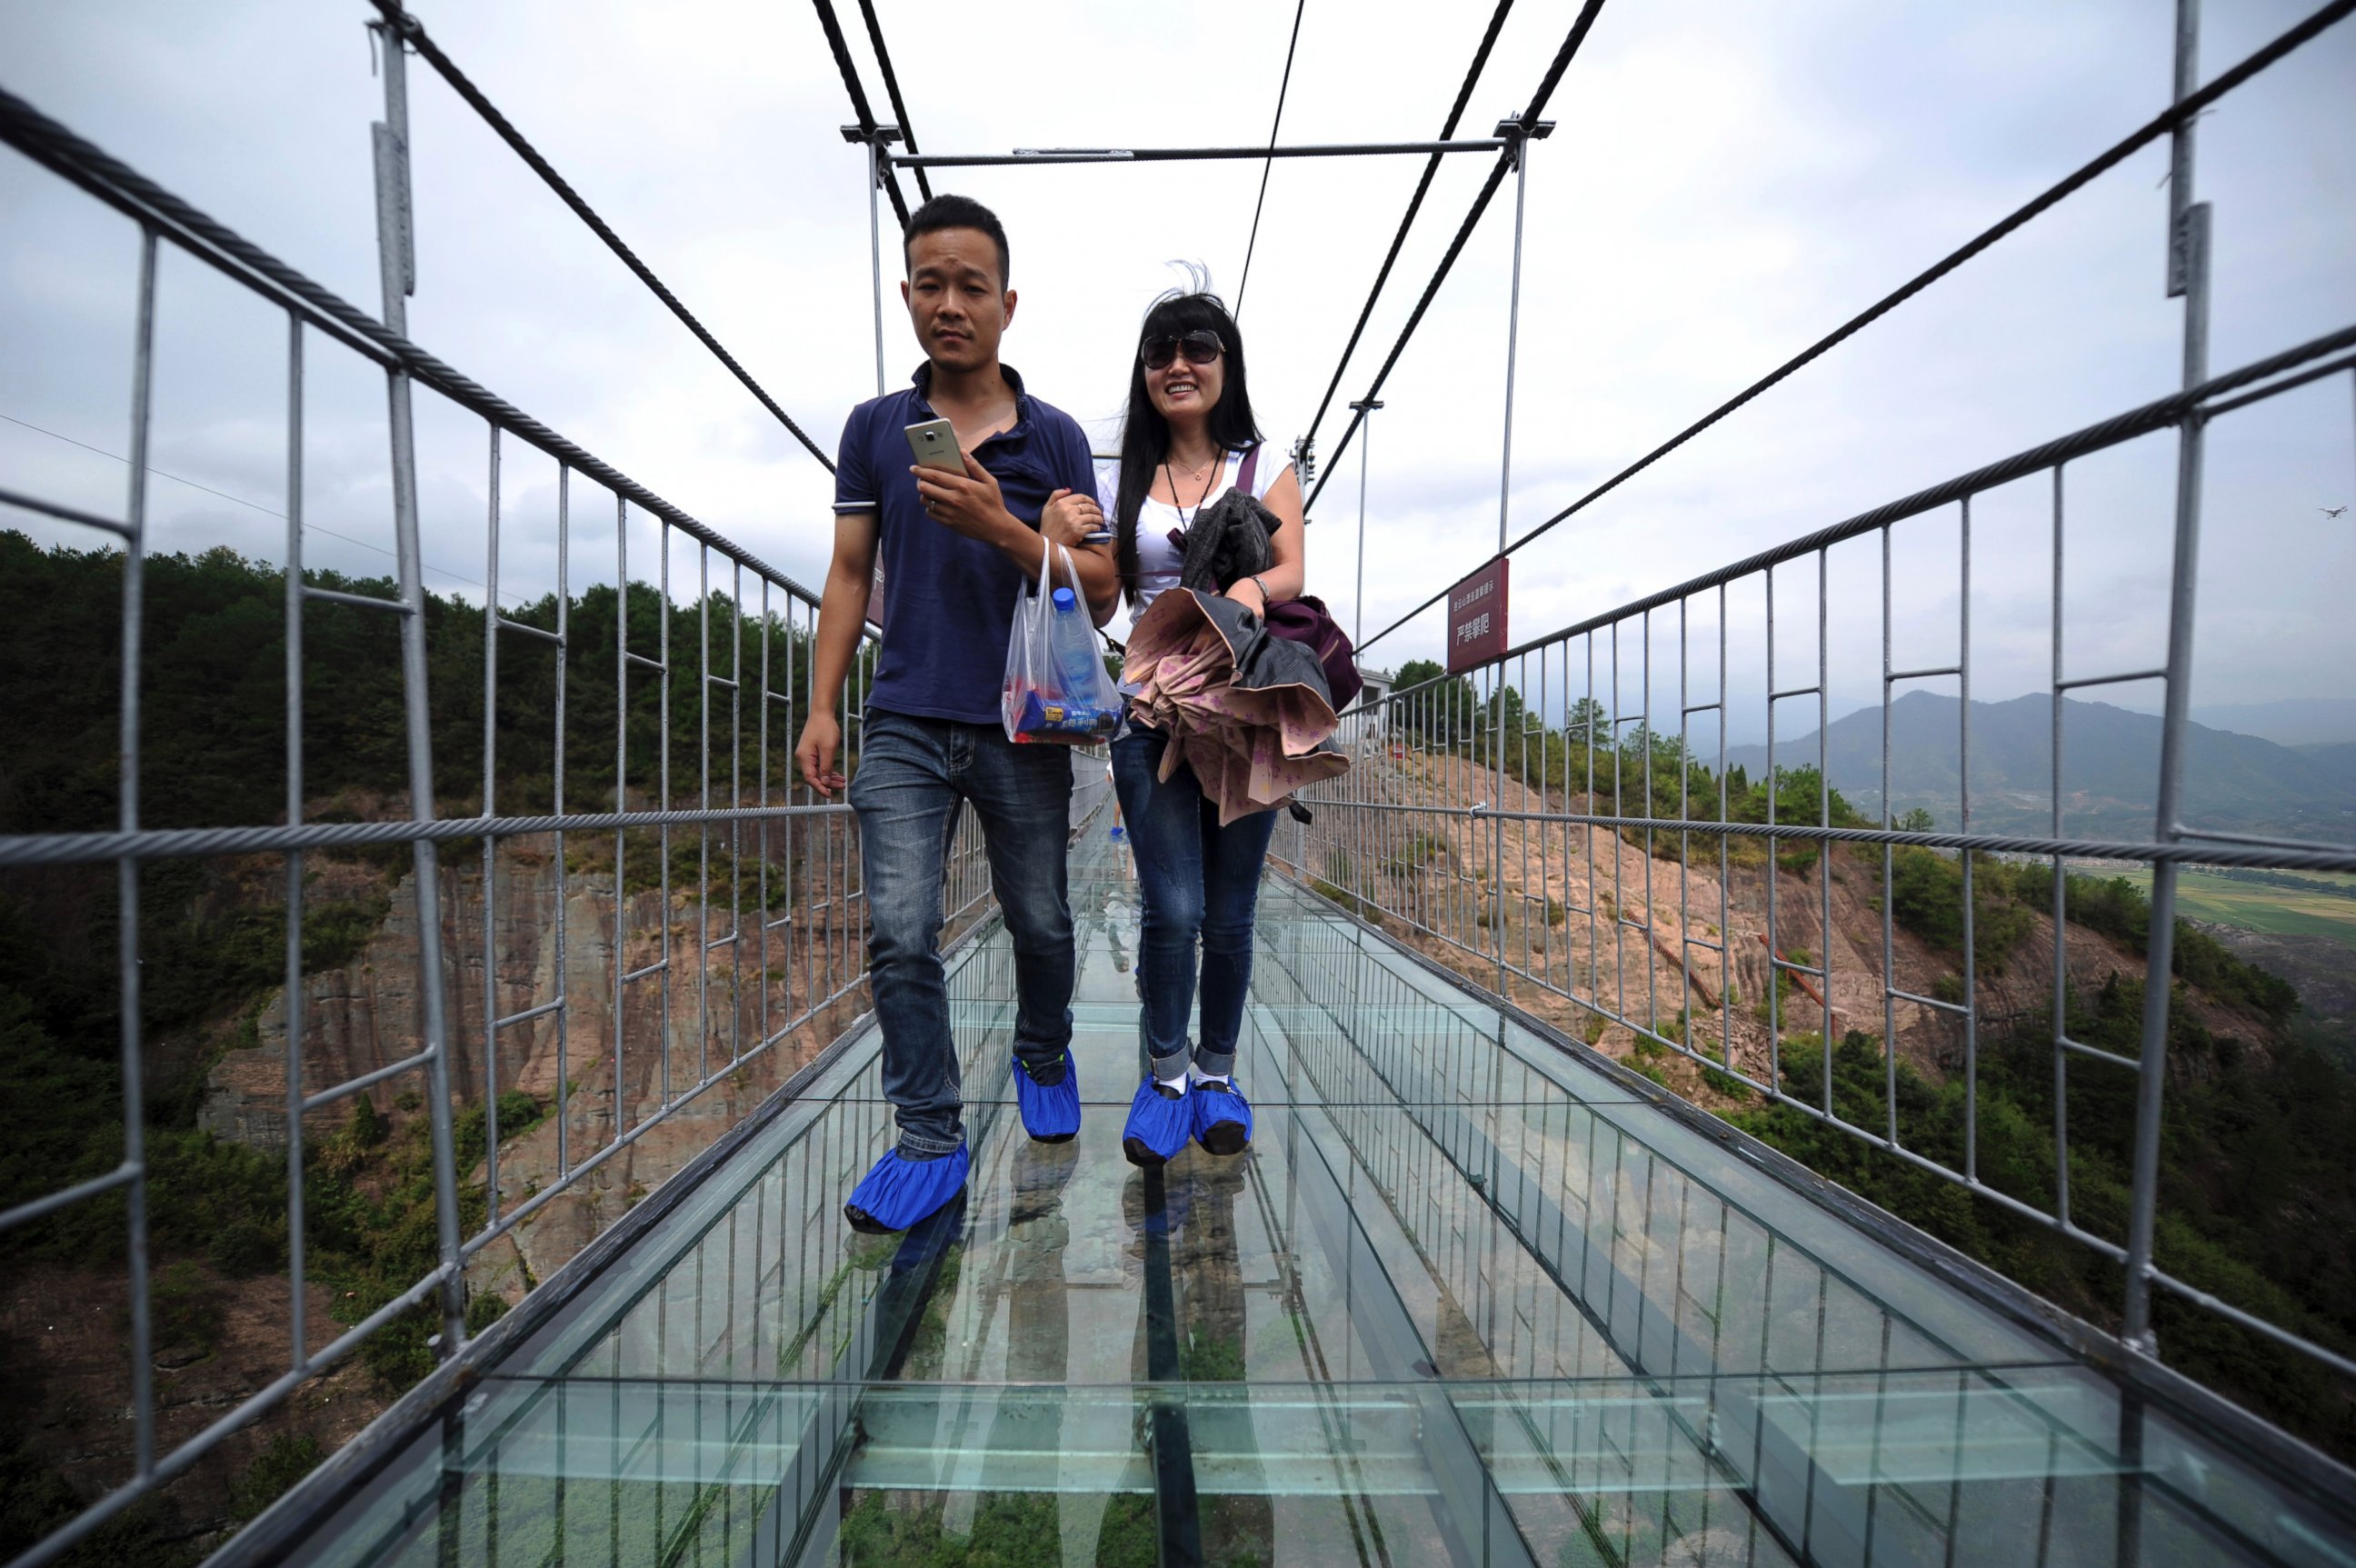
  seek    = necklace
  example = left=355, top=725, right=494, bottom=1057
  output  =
left=1163, top=449, right=1222, bottom=527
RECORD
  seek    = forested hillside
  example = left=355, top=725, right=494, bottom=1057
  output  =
left=0, top=530, right=849, bottom=1561
left=1383, top=658, right=2355, bottom=1461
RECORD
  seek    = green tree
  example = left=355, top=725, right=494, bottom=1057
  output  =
left=1391, top=659, right=1479, bottom=745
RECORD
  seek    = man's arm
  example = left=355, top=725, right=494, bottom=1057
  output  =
left=913, top=452, right=1117, bottom=621
left=795, top=512, right=879, bottom=798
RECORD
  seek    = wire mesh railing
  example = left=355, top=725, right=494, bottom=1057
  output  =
left=5, top=0, right=2354, bottom=1558
left=1277, top=312, right=2356, bottom=1373
left=0, top=52, right=1024, bottom=1568
left=1273, top=0, right=2356, bottom=1423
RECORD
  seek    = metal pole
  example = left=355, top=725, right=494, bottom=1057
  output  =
left=1492, top=116, right=1551, bottom=555
left=867, top=135, right=885, bottom=396
left=480, top=425, right=501, bottom=1222
left=1349, top=398, right=1382, bottom=647
left=844, top=125, right=903, bottom=398
left=371, top=15, right=468, bottom=1359
left=2122, top=0, right=2210, bottom=1357
left=1489, top=118, right=1545, bottom=995
left=282, top=310, right=307, bottom=1373
left=120, top=224, right=158, bottom=1481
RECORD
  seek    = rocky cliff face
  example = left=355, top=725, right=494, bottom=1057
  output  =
left=199, top=832, right=873, bottom=1298
left=1303, top=747, right=2285, bottom=1091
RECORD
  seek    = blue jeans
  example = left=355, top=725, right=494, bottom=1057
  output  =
left=1111, top=728, right=1278, bottom=1082
left=851, top=710, right=1075, bottom=1156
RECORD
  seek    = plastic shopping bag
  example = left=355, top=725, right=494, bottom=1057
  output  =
left=1002, top=534, right=1122, bottom=744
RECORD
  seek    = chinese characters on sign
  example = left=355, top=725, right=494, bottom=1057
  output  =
left=1446, top=557, right=1510, bottom=674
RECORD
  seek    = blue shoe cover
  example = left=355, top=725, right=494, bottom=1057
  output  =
left=1192, top=1076, right=1252, bottom=1157
left=1014, top=1051, right=1081, bottom=1143
left=1121, top=1079, right=1193, bottom=1168
left=844, top=1145, right=970, bottom=1234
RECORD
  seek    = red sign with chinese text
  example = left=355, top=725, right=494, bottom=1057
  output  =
left=1446, top=558, right=1510, bottom=674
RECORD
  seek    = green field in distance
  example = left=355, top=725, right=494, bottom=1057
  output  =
left=2092, top=866, right=2356, bottom=951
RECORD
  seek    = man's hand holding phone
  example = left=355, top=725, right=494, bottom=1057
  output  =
left=911, top=449, right=1016, bottom=544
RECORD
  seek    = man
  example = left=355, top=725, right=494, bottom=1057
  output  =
left=797, top=194, right=1114, bottom=1233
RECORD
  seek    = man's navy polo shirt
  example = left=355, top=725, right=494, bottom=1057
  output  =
left=834, top=363, right=1098, bottom=725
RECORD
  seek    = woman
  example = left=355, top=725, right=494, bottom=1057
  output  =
left=1097, top=289, right=1305, bottom=1167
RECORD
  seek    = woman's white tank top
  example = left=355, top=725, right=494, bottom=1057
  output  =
left=1094, top=445, right=1286, bottom=631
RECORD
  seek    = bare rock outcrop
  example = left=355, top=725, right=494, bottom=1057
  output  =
left=198, top=834, right=870, bottom=1292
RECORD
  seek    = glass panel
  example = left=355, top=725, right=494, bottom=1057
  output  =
left=273, top=825, right=2356, bottom=1568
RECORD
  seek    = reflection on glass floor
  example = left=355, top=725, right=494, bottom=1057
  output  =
left=274, top=831, right=2354, bottom=1567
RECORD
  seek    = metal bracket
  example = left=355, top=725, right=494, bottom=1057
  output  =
left=2168, top=198, right=2209, bottom=301
left=367, top=20, right=415, bottom=304
left=1492, top=114, right=1556, bottom=171
left=371, top=123, right=414, bottom=300
left=840, top=122, right=903, bottom=183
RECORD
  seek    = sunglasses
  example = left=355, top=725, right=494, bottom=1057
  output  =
left=1140, top=330, right=1224, bottom=371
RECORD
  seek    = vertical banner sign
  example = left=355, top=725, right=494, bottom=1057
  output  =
left=1446, top=558, right=1510, bottom=674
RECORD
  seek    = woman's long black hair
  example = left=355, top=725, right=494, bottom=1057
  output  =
left=1114, top=290, right=1263, bottom=604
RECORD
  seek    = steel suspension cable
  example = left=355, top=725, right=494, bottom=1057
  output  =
left=1353, top=0, right=2356, bottom=654
left=1303, top=0, right=1609, bottom=514
left=1301, top=0, right=1515, bottom=447
left=854, top=0, right=933, bottom=205
left=1233, top=0, right=1309, bottom=316
left=812, top=0, right=913, bottom=227
left=367, top=2, right=835, bottom=471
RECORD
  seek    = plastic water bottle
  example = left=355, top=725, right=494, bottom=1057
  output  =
left=1050, top=587, right=1103, bottom=696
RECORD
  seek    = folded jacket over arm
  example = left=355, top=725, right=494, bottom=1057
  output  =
left=1122, top=588, right=1350, bottom=826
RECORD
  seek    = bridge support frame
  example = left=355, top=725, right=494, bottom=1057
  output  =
left=369, top=13, right=469, bottom=1363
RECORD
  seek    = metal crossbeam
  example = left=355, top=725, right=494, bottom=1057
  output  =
left=893, top=137, right=1511, bottom=168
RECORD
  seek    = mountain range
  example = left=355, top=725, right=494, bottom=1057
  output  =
left=1722, top=691, right=2356, bottom=839
left=2186, top=696, right=2356, bottom=748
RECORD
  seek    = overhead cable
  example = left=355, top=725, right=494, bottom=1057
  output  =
left=854, top=0, right=933, bottom=204
left=811, top=0, right=913, bottom=226
left=1353, top=0, right=2356, bottom=653
left=366, top=1, right=834, bottom=471
left=1304, top=0, right=1609, bottom=514
left=1301, top=0, right=1515, bottom=447
left=1234, top=0, right=1309, bottom=316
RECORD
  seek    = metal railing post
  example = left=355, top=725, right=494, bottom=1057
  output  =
left=2121, top=0, right=2211, bottom=1358
left=119, top=224, right=159, bottom=1483
left=371, top=13, right=468, bottom=1359
left=283, top=312, right=308, bottom=1373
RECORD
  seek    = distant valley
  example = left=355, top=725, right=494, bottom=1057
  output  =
left=1723, top=690, right=2356, bottom=840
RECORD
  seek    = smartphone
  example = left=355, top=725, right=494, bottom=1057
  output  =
left=903, top=417, right=964, bottom=474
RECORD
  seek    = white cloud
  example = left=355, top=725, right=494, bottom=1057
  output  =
left=1, top=0, right=2349, bottom=722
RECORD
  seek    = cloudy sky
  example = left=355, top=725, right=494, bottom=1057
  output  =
left=3, top=0, right=2351, bottom=764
